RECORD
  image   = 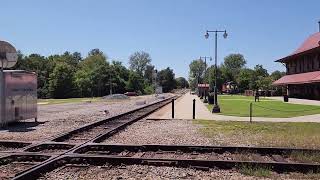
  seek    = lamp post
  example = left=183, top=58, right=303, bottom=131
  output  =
left=205, top=30, right=228, bottom=113
left=153, top=69, right=158, bottom=96
left=199, top=56, right=212, bottom=103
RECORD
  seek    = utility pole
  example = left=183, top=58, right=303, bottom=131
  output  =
left=199, top=56, right=212, bottom=103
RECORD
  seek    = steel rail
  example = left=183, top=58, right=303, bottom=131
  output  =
left=51, top=96, right=176, bottom=142
left=6, top=95, right=177, bottom=179
left=73, top=143, right=320, bottom=155
left=12, top=154, right=320, bottom=180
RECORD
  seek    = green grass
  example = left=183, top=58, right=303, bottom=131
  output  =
left=38, top=97, right=102, bottom=105
left=290, top=151, right=320, bottom=163
left=194, top=120, right=320, bottom=149
left=207, top=95, right=320, bottom=118
left=239, top=165, right=271, bottom=177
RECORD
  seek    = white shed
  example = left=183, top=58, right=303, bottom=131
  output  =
left=0, top=70, right=37, bottom=126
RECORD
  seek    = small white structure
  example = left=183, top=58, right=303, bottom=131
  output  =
left=0, top=41, right=37, bottom=126
left=156, top=86, right=163, bottom=94
left=0, top=70, right=37, bottom=125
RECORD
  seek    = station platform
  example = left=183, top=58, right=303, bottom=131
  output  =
left=148, top=93, right=320, bottom=123
left=148, top=93, right=212, bottom=119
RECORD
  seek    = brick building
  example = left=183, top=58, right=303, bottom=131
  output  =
left=273, top=32, right=320, bottom=99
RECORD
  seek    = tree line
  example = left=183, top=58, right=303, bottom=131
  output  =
left=13, top=49, right=189, bottom=99
left=189, top=53, right=285, bottom=93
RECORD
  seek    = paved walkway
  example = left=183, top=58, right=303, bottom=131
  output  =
left=268, top=96, right=320, bottom=106
left=148, top=93, right=320, bottom=123
left=148, top=93, right=212, bottom=120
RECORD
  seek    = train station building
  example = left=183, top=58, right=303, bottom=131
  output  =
left=273, top=32, right=320, bottom=100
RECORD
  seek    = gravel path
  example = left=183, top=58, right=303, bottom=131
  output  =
left=0, top=95, right=169, bottom=142
left=40, top=164, right=319, bottom=180
left=40, top=165, right=261, bottom=180
left=103, top=119, right=218, bottom=145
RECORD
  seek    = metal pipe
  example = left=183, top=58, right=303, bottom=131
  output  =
left=193, top=99, right=195, bottom=119
left=0, top=60, right=4, bottom=126
left=171, top=99, right=174, bottom=119
left=250, top=103, right=252, bottom=123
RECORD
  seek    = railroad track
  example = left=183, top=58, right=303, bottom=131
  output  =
left=5, top=143, right=320, bottom=179
left=1, top=93, right=320, bottom=179
left=0, top=96, right=177, bottom=179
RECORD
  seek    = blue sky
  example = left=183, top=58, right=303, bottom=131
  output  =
left=1, top=0, right=319, bottom=78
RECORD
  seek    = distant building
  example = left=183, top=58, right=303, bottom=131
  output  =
left=197, top=84, right=209, bottom=97
left=222, top=81, right=238, bottom=94
left=273, top=32, right=320, bottom=99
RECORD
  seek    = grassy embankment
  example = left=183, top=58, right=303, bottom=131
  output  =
left=194, top=120, right=320, bottom=177
left=38, top=97, right=101, bottom=105
left=207, top=95, right=320, bottom=118
left=194, top=120, right=320, bottom=149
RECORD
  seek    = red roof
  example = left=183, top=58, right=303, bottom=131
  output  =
left=198, top=84, right=209, bottom=88
left=273, top=71, right=320, bottom=85
left=276, top=32, right=320, bottom=62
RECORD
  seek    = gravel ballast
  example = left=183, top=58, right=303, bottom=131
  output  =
left=40, top=164, right=319, bottom=180
left=0, top=95, right=169, bottom=142
left=103, top=119, right=216, bottom=145
left=40, top=165, right=260, bottom=180
left=102, top=118, right=275, bottom=147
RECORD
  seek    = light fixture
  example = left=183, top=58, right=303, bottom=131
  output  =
left=205, top=31, right=209, bottom=39
left=223, top=30, right=228, bottom=39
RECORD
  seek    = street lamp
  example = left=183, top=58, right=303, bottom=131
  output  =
left=205, top=30, right=228, bottom=113
left=199, top=56, right=212, bottom=103
left=153, top=69, right=158, bottom=96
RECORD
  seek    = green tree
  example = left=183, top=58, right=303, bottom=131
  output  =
left=74, top=50, right=109, bottom=97
left=206, top=65, right=224, bottom=92
left=251, top=65, right=269, bottom=90
left=48, top=63, right=76, bottom=98
left=254, top=64, right=269, bottom=77
left=13, top=49, right=181, bottom=98
left=144, top=65, right=155, bottom=84
left=176, top=77, right=189, bottom=89
left=57, top=51, right=82, bottom=68
left=256, top=76, right=273, bottom=91
left=88, top=48, right=104, bottom=56
left=221, top=53, right=246, bottom=82
left=126, top=71, right=145, bottom=94
left=110, top=61, right=130, bottom=94
left=157, top=67, right=176, bottom=93
left=188, top=59, right=206, bottom=90
left=237, top=68, right=256, bottom=92
left=129, top=51, right=152, bottom=76
left=15, top=53, right=53, bottom=98
left=270, top=70, right=285, bottom=81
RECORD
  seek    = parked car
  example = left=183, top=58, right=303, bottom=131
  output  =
left=124, top=92, right=137, bottom=96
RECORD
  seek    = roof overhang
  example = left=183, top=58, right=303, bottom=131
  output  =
left=275, top=46, right=320, bottom=63
left=273, top=70, right=320, bottom=86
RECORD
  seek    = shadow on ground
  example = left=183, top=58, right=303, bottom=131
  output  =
left=0, top=121, right=47, bottom=132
